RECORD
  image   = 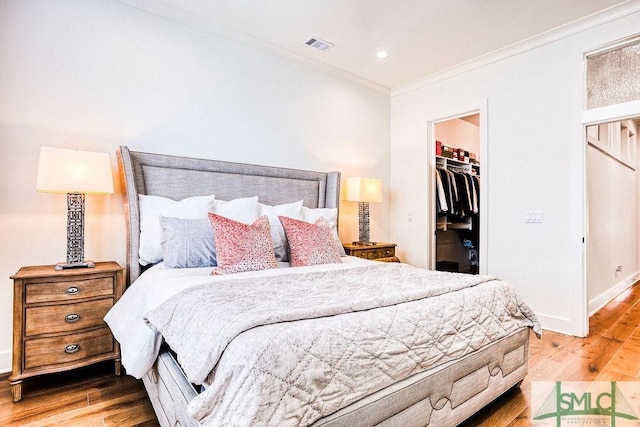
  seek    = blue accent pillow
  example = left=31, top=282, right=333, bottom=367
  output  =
left=160, top=217, right=217, bottom=268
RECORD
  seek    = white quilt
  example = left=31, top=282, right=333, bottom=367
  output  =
left=130, top=261, right=540, bottom=426
left=105, top=258, right=379, bottom=378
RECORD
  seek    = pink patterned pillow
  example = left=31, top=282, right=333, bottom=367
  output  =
left=208, top=213, right=278, bottom=275
left=278, top=216, right=343, bottom=267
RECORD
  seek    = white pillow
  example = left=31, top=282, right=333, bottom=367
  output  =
left=212, top=196, right=260, bottom=224
left=258, top=200, right=304, bottom=262
left=138, top=194, right=216, bottom=266
left=301, top=206, right=346, bottom=256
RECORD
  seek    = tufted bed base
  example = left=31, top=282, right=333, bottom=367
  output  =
left=142, top=328, right=529, bottom=427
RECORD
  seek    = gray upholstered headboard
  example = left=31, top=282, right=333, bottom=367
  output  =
left=117, top=146, right=341, bottom=285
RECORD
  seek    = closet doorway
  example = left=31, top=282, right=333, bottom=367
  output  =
left=431, top=112, right=483, bottom=274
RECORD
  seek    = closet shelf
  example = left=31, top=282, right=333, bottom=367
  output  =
left=436, top=156, right=480, bottom=175
left=436, top=219, right=472, bottom=231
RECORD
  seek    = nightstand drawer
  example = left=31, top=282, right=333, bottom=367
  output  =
left=24, top=327, right=114, bottom=370
left=342, top=242, right=400, bottom=263
left=351, top=248, right=395, bottom=259
left=25, top=298, right=113, bottom=336
left=25, top=277, right=114, bottom=304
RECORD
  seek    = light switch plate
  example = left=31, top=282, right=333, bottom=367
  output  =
left=525, top=211, right=543, bottom=223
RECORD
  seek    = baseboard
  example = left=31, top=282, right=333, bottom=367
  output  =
left=588, top=271, right=640, bottom=316
left=0, top=350, right=11, bottom=375
left=535, top=313, right=583, bottom=337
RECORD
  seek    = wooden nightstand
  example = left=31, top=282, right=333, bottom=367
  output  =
left=9, top=261, right=124, bottom=402
left=343, top=242, right=400, bottom=263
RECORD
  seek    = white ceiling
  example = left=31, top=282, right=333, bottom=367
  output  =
left=122, top=0, right=631, bottom=89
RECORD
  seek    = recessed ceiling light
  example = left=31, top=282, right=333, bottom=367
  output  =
left=376, top=50, right=389, bottom=59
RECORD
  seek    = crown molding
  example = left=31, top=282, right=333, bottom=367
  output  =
left=114, top=0, right=390, bottom=96
left=391, top=0, right=640, bottom=97
left=114, top=0, right=640, bottom=98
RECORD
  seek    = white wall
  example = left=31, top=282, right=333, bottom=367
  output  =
left=0, top=0, right=390, bottom=373
left=390, top=8, right=640, bottom=336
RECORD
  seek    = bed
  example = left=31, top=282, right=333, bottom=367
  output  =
left=106, top=146, right=540, bottom=427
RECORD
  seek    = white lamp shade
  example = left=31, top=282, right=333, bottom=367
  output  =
left=36, top=147, right=114, bottom=194
left=344, top=177, right=383, bottom=203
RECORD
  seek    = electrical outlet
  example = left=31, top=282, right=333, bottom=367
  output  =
left=525, top=211, right=543, bottom=223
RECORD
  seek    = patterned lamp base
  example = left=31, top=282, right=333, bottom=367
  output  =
left=353, top=201, right=376, bottom=245
left=55, top=192, right=95, bottom=270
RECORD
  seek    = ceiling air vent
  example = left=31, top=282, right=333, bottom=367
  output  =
left=305, top=37, right=334, bottom=51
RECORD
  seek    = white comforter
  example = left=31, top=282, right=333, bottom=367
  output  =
left=105, top=258, right=540, bottom=427
left=105, top=257, right=376, bottom=379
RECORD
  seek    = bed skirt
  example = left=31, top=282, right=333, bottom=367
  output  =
left=141, top=327, right=530, bottom=427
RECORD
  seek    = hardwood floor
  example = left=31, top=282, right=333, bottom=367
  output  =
left=2, top=281, right=640, bottom=426
left=0, top=362, right=158, bottom=427
left=462, top=280, right=640, bottom=426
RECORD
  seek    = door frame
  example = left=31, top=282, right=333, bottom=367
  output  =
left=582, top=100, right=640, bottom=320
left=426, top=99, right=488, bottom=274
left=582, top=35, right=640, bottom=334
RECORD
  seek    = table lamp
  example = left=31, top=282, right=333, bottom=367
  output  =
left=344, top=177, right=382, bottom=245
left=36, top=146, right=114, bottom=270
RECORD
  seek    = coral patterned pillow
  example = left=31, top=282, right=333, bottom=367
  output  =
left=278, top=216, right=343, bottom=267
left=208, top=213, right=278, bottom=275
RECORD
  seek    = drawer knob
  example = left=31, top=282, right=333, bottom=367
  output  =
left=65, top=313, right=81, bottom=323
left=64, top=344, right=80, bottom=354
left=66, top=286, right=80, bottom=295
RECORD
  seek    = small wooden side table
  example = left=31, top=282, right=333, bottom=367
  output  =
left=342, top=242, right=400, bottom=263
left=9, top=261, right=124, bottom=402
